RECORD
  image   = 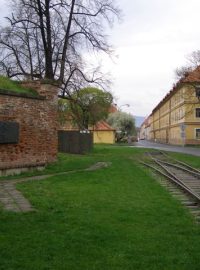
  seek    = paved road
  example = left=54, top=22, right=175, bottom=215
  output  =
left=133, top=140, right=200, bottom=157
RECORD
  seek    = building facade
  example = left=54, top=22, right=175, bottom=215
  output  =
left=141, top=67, right=200, bottom=145
left=59, top=116, right=116, bottom=144
left=140, top=116, right=151, bottom=140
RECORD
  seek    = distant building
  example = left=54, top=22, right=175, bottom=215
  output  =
left=140, top=66, right=200, bottom=145
left=59, top=105, right=116, bottom=144
left=92, top=121, right=115, bottom=144
left=139, top=116, right=151, bottom=140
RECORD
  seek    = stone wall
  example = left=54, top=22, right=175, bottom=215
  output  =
left=0, top=81, right=58, bottom=174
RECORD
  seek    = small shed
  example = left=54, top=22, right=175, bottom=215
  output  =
left=91, top=121, right=115, bottom=144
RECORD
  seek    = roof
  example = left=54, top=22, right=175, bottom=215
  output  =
left=152, top=65, right=200, bottom=114
left=181, top=66, right=200, bottom=83
left=91, top=121, right=115, bottom=131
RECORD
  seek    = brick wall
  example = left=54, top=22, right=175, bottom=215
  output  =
left=0, top=81, right=58, bottom=171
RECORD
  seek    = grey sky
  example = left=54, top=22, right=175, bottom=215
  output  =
left=0, top=0, right=8, bottom=21
left=104, top=0, right=200, bottom=116
left=1, top=0, right=200, bottom=116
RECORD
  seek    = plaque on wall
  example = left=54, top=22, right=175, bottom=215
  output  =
left=0, top=122, right=19, bottom=144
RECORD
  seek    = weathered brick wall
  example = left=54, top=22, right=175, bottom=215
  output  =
left=0, top=82, right=58, bottom=170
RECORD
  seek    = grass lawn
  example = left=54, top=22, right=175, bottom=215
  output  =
left=1, top=145, right=200, bottom=270
left=0, top=151, right=102, bottom=181
left=0, top=76, right=38, bottom=96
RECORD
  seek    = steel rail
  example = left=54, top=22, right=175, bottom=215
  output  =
left=140, top=161, right=200, bottom=202
left=160, top=151, right=200, bottom=174
left=148, top=151, right=200, bottom=178
left=153, top=159, right=200, bottom=179
left=154, top=159, right=200, bottom=196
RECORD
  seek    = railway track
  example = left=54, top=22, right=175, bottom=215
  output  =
left=141, top=151, right=200, bottom=222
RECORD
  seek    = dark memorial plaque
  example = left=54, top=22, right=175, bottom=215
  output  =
left=0, top=122, right=19, bottom=144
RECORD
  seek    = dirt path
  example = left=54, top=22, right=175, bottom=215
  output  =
left=0, top=162, right=110, bottom=213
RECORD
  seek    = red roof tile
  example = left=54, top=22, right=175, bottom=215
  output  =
left=182, top=66, right=200, bottom=83
left=91, top=121, right=115, bottom=131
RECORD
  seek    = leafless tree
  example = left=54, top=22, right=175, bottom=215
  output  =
left=186, top=50, right=200, bottom=67
left=0, top=0, right=120, bottom=94
left=174, top=66, right=193, bottom=81
left=175, top=50, right=200, bottom=80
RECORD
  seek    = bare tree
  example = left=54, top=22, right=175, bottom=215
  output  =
left=175, top=50, right=200, bottom=80
left=0, top=0, right=120, bottom=94
left=174, top=66, right=193, bottom=81
left=186, top=50, right=200, bottom=67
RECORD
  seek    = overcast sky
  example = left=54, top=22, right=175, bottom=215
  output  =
left=1, top=0, right=200, bottom=116
left=105, top=0, right=200, bottom=116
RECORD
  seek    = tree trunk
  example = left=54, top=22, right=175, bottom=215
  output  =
left=59, top=0, right=76, bottom=82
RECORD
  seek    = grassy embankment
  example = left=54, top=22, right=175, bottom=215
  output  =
left=0, top=76, right=38, bottom=96
left=1, top=145, right=200, bottom=270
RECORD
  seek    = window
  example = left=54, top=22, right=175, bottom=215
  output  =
left=196, top=129, right=200, bottom=139
left=195, top=86, right=200, bottom=99
left=196, top=108, right=200, bottom=118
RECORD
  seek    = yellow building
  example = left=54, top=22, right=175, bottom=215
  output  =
left=59, top=119, right=116, bottom=144
left=92, top=121, right=116, bottom=144
left=144, top=66, right=200, bottom=145
left=58, top=102, right=117, bottom=144
left=139, top=116, right=151, bottom=140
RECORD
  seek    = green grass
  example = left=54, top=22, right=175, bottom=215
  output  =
left=1, top=146, right=200, bottom=270
left=167, top=152, right=200, bottom=169
left=0, top=76, right=38, bottom=96
left=0, top=152, right=102, bottom=180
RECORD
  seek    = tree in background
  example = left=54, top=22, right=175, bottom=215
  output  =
left=175, top=50, right=200, bottom=80
left=58, top=87, right=113, bottom=130
left=0, top=0, right=120, bottom=95
left=107, top=111, right=136, bottom=142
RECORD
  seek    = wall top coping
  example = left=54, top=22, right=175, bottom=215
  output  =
left=0, top=88, right=46, bottom=100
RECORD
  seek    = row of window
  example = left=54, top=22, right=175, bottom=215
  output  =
left=160, top=108, right=200, bottom=121
left=171, top=129, right=200, bottom=140
left=162, top=129, right=200, bottom=140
